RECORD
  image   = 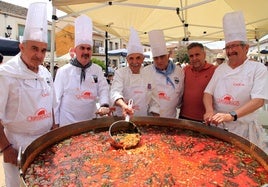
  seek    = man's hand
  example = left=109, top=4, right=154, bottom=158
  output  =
left=3, top=146, right=18, bottom=166
left=95, top=107, right=110, bottom=116
left=203, top=112, right=214, bottom=125
left=122, top=104, right=134, bottom=118
left=209, top=113, right=233, bottom=125
left=204, top=112, right=233, bottom=126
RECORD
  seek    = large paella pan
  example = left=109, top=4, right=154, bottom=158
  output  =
left=20, top=117, right=268, bottom=186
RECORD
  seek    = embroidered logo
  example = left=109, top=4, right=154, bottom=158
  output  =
left=27, top=108, right=51, bottom=122
left=158, top=91, right=170, bottom=101
left=217, top=94, right=240, bottom=106
left=92, top=75, right=98, bottom=83
left=46, top=77, right=51, bottom=84
left=174, top=77, right=180, bottom=84
left=41, top=92, right=49, bottom=97
left=76, top=91, right=96, bottom=100
left=147, top=83, right=152, bottom=90
left=134, top=90, right=143, bottom=94
left=233, top=82, right=245, bottom=87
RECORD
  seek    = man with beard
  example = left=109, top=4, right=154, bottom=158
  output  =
left=203, top=11, right=268, bottom=154
left=0, top=3, right=56, bottom=186
left=110, top=27, right=159, bottom=117
left=54, top=15, right=110, bottom=127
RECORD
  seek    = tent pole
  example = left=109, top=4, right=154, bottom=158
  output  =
left=105, top=31, right=108, bottom=75
left=50, top=6, right=56, bottom=78
left=257, top=39, right=261, bottom=62
left=112, top=0, right=215, bottom=11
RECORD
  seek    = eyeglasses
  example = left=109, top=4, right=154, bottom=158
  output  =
left=223, top=44, right=244, bottom=50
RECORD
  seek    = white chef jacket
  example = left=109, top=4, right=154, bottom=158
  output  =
left=143, top=64, right=184, bottom=118
left=0, top=54, right=55, bottom=187
left=205, top=59, right=268, bottom=154
left=54, top=63, right=109, bottom=126
left=110, top=66, right=160, bottom=116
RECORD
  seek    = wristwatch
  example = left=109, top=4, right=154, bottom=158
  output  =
left=229, top=111, right=237, bottom=121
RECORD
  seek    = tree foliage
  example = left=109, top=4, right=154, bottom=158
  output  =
left=174, top=47, right=189, bottom=65
left=91, top=58, right=106, bottom=70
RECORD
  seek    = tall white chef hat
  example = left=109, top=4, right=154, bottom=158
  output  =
left=75, top=15, right=93, bottom=47
left=22, top=2, right=47, bottom=43
left=223, top=11, right=247, bottom=44
left=148, top=30, right=168, bottom=58
left=127, top=27, right=143, bottom=56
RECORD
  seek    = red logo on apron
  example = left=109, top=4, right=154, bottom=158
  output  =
left=217, top=94, right=240, bottom=106
left=158, top=92, right=170, bottom=101
left=27, top=108, right=51, bottom=121
left=76, top=91, right=96, bottom=100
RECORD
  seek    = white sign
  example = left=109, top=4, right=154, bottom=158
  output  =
left=99, top=47, right=105, bottom=54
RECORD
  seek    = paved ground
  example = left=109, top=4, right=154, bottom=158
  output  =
left=0, top=154, right=4, bottom=187
left=0, top=108, right=267, bottom=186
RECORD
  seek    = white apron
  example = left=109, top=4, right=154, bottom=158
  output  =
left=156, top=74, right=183, bottom=118
left=3, top=78, right=53, bottom=187
left=115, top=74, right=149, bottom=116
left=4, top=78, right=53, bottom=150
left=213, top=67, right=268, bottom=153
left=58, top=73, right=98, bottom=126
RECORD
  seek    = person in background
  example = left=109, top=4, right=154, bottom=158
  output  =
left=110, top=27, right=160, bottom=117
left=179, top=42, right=216, bottom=122
left=180, top=61, right=188, bottom=69
left=53, top=64, right=59, bottom=80
left=0, top=3, right=56, bottom=186
left=0, top=53, right=3, bottom=64
left=144, top=30, right=184, bottom=118
left=106, top=72, right=114, bottom=86
left=203, top=11, right=268, bottom=154
left=215, top=53, right=225, bottom=65
left=54, top=15, right=110, bottom=127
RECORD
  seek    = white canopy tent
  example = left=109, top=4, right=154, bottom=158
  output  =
left=49, top=0, right=268, bottom=74
left=52, top=0, right=268, bottom=43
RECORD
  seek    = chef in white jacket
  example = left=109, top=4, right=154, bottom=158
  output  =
left=203, top=11, right=268, bottom=154
left=110, top=27, right=160, bottom=117
left=0, top=2, right=56, bottom=187
left=54, top=15, right=110, bottom=126
left=144, top=30, right=184, bottom=118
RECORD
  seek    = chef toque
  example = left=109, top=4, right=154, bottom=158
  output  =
left=223, top=11, right=247, bottom=44
left=127, top=27, right=143, bottom=56
left=23, top=2, right=47, bottom=43
left=75, top=15, right=93, bottom=47
left=148, top=30, right=168, bottom=58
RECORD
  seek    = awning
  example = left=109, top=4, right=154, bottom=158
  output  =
left=260, top=49, right=268, bottom=54
left=108, top=48, right=127, bottom=56
left=0, top=37, right=20, bottom=56
left=108, top=48, right=150, bottom=58
left=52, top=0, right=268, bottom=44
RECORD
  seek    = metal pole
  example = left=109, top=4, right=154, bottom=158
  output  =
left=50, top=7, right=56, bottom=78
left=105, top=31, right=108, bottom=75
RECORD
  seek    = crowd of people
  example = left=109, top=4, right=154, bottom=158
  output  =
left=0, top=2, right=267, bottom=187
